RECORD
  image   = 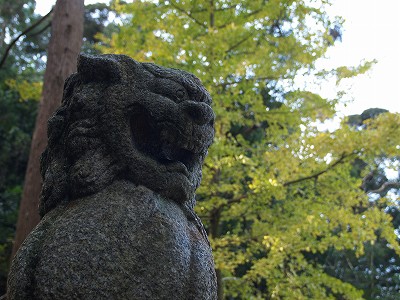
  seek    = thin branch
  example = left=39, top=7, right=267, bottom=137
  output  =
left=29, top=21, right=52, bottom=37
left=191, top=4, right=237, bottom=14
left=203, top=191, right=247, bottom=210
left=209, top=0, right=215, bottom=28
left=169, top=1, right=207, bottom=28
left=227, top=195, right=247, bottom=205
left=0, top=9, right=53, bottom=69
left=218, top=8, right=263, bottom=29
left=368, top=181, right=400, bottom=196
left=225, top=33, right=254, bottom=53
left=233, top=51, right=256, bottom=56
left=345, top=253, right=360, bottom=284
left=283, top=152, right=354, bottom=187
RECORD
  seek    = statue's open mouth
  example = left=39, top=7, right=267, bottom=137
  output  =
left=129, top=106, right=202, bottom=177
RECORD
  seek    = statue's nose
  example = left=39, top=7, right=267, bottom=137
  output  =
left=180, top=101, right=215, bottom=126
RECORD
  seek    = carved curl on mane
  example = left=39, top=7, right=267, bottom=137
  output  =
left=40, top=72, right=112, bottom=216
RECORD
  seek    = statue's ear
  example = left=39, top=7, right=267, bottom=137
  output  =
left=77, top=54, right=122, bottom=83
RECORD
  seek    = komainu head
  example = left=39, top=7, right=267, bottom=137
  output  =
left=40, top=54, right=215, bottom=216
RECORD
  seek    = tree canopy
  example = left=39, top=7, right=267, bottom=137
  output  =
left=99, top=0, right=400, bottom=298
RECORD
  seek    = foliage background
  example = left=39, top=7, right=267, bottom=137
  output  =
left=1, top=1, right=399, bottom=299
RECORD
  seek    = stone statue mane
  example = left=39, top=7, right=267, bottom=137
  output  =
left=7, top=54, right=217, bottom=300
left=40, top=54, right=215, bottom=216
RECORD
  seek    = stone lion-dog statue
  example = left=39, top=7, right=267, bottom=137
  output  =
left=7, top=54, right=217, bottom=300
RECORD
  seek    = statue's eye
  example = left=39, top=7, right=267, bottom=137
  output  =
left=176, top=89, right=186, bottom=100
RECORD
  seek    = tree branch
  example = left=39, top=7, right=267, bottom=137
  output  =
left=225, top=33, right=254, bottom=54
left=218, top=8, right=263, bottom=29
left=368, top=181, right=400, bottom=196
left=0, top=9, right=53, bottom=69
left=227, top=195, right=247, bottom=205
left=169, top=1, right=207, bottom=28
left=29, top=21, right=52, bottom=38
left=191, top=4, right=237, bottom=14
left=209, top=0, right=215, bottom=28
left=283, top=152, right=354, bottom=187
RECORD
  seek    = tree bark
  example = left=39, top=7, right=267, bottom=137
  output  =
left=210, top=208, right=224, bottom=300
left=11, top=0, right=84, bottom=258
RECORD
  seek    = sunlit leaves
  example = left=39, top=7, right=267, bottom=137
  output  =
left=103, top=0, right=400, bottom=298
left=336, top=59, right=377, bottom=82
left=5, top=79, right=42, bottom=101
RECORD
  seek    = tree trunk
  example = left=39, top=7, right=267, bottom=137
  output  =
left=11, top=0, right=84, bottom=258
left=210, top=208, right=224, bottom=300
left=216, top=269, right=224, bottom=300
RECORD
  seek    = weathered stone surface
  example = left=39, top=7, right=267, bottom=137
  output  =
left=7, top=54, right=217, bottom=299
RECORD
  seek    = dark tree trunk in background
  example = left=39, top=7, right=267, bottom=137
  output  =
left=11, top=0, right=84, bottom=258
left=210, top=208, right=224, bottom=300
